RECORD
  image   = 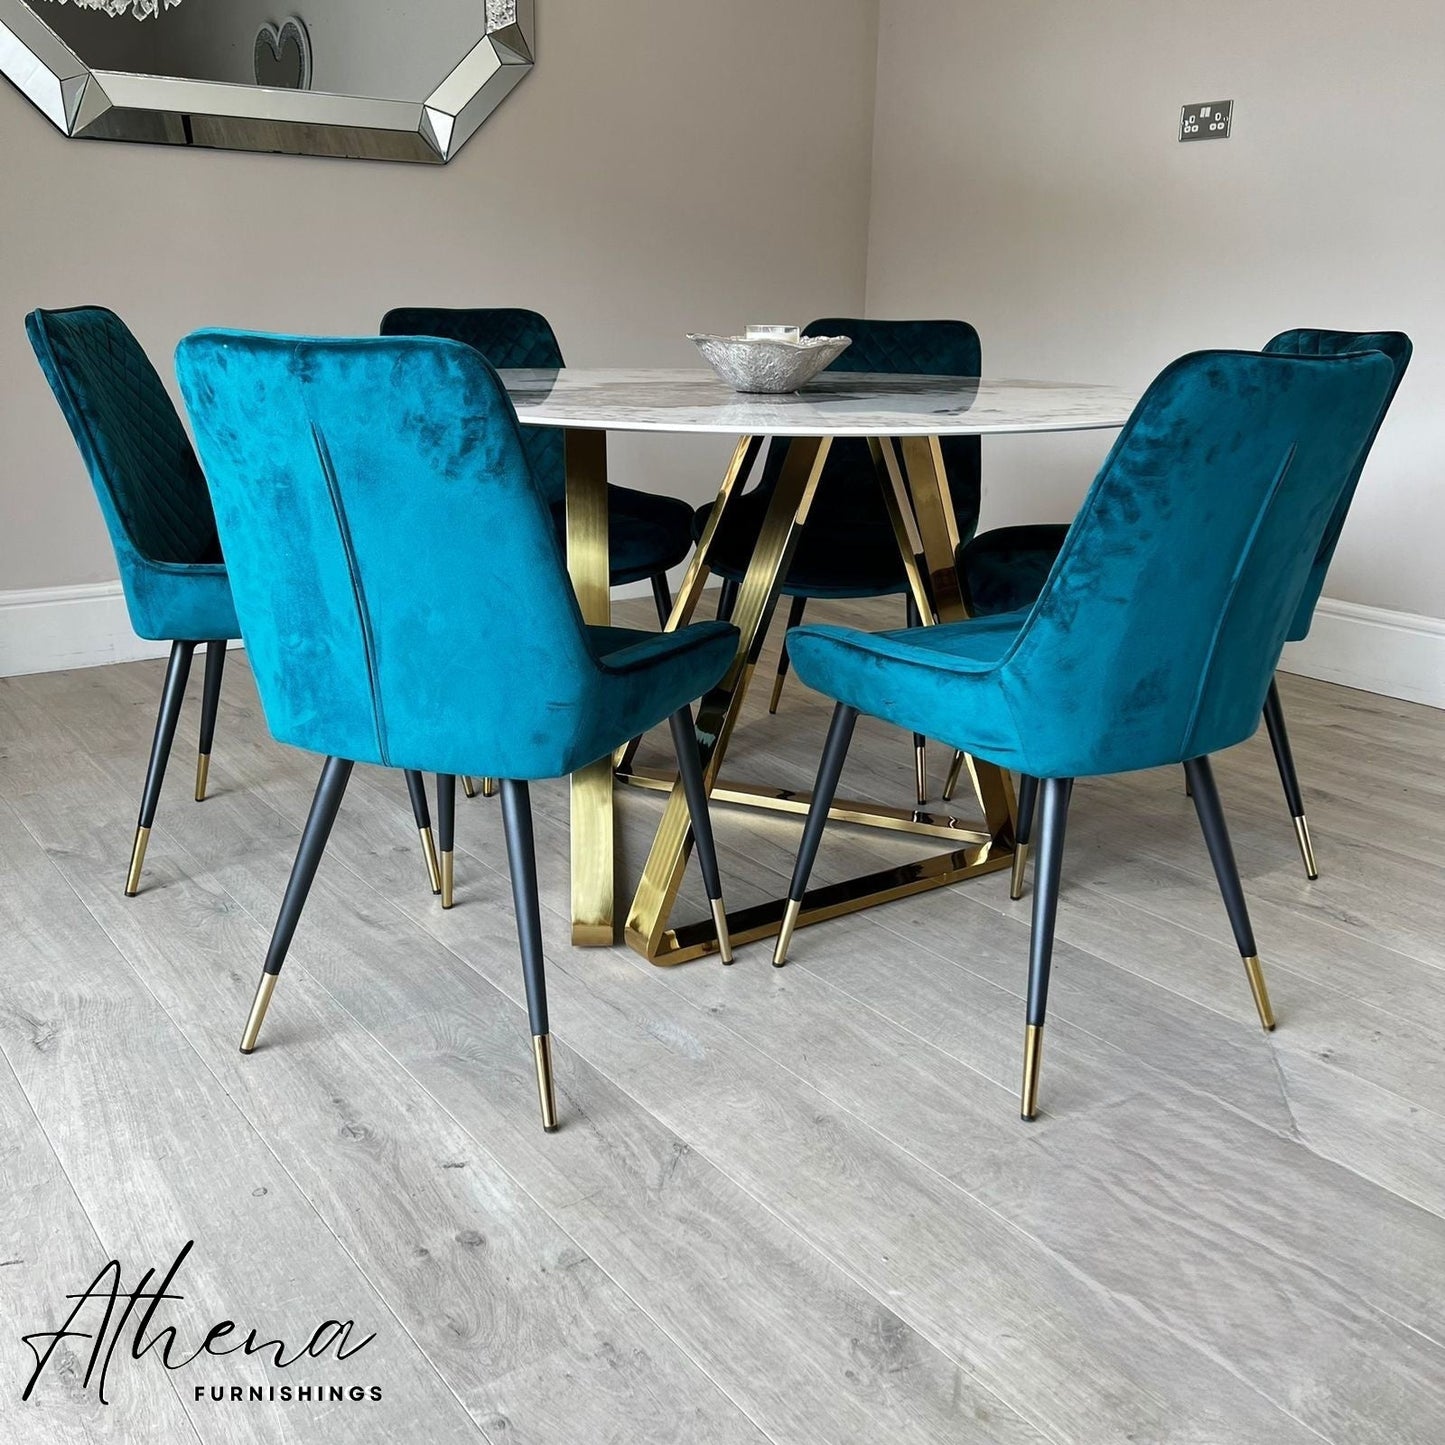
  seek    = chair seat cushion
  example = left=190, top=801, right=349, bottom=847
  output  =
left=537, top=619, right=737, bottom=775
left=692, top=485, right=910, bottom=599
left=123, top=558, right=240, bottom=642
left=958, top=524, right=1068, bottom=617
left=787, top=612, right=1036, bottom=772
left=554, top=485, right=695, bottom=588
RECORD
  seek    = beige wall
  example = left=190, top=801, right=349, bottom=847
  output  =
left=0, top=0, right=878, bottom=592
left=868, top=0, right=1445, bottom=621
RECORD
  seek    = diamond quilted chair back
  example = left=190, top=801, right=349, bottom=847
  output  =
left=27, top=307, right=221, bottom=566
left=381, top=307, right=567, bottom=504
left=753, top=318, right=984, bottom=542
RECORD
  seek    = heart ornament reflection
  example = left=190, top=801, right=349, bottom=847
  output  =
left=254, top=18, right=313, bottom=91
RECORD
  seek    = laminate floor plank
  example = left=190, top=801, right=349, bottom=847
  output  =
left=288, top=777, right=1376, bottom=1444
left=0, top=706, right=775, bottom=1445
left=4, top=601, right=1445, bottom=1444
left=1, top=671, right=1036, bottom=1445
left=0, top=795, right=486, bottom=1445
left=0, top=1035, right=201, bottom=1445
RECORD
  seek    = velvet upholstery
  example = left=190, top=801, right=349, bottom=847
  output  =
left=696, top=319, right=982, bottom=598
left=379, top=307, right=695, bottom=586
left=26, top=306, right=238, bottom=642
left=1262, top=330, right=1412, bottom=637
left=958, top=329, right=1412, bottom=634
left=788, top=350, right=1395, bottom=780
left=176, top=330, right=737, bottom=780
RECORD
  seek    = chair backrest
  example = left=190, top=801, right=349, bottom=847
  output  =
left=1262, top=328, right=1412, bottom=638
left=379, top=307, right=567, bottom=505
left=175, top=331, right=603, bottom=777
left=998, top=349, right=1395, bottom=778
left=758, top=318, right=983, bottom=540
left=26, top=306, right=221, bottom=568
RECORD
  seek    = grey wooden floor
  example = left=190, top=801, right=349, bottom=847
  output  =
left=3, top=594, right=1444, bottom=1444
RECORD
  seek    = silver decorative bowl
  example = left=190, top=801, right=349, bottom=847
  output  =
left=688, top=333, right=852, bottom=394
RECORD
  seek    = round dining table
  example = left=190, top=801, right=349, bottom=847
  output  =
left=500, top=367, right=1139, bottom=965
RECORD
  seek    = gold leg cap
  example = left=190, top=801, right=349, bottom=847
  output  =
left=1021, top=1023, right=1043, bottom=1120
left=419, top=827, right=442, bottom=895
left=124, top=826, right=151, bottom=897
left=1009, top=842, right=1030, bottom=901
left=194, top=752, right=211, bottom=803
left=710, top=897, right=734, bottom=965
left=773, top=896, right=802, bottom=968
left=533, top=1033, right=559, bottom=1132
left=462, top=776, right=477, bottom=799
left=942, top=749, right=965, bottom=803
left=481, top=777, right=497, bottom=798
left=915, top=741, right=928, bottom=808
left=239, top=972, right=279, bottom=1054
left=1293, top=815, right=1319, bottom=881
left=441, top=850, right=455, bottom=910
left=1243, top=955, right=1276, bottom=1031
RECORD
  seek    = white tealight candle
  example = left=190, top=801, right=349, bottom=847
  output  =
left=745, top=324, right=801, bottom=344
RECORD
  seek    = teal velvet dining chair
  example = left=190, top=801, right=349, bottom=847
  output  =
left=25, top=306, right=461, bottom=904
left=26, top=305, right=238, bottom=896
left=176, top=329, right=740, bottom=1131
left=955, top=329, right=1413, bottom=880
left=380, top=307, right=696, bottom=625
left=771, top=348, right=1395, bottom=1120
left=695, top=317, right=982, bottom=805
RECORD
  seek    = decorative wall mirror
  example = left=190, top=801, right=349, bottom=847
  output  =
left=0, top=0, right=533, bottom=163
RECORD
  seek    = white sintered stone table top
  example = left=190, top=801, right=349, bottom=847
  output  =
left=499, top=368, right=1138, bottom=437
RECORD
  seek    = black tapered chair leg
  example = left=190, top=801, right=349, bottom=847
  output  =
left=436, top=774, right=457, bottom=908
left=1011, top=773, right=1040, bottom=901
left=1183, top=756, right=1276, bottom=1032
left=462, top=776, right=477, bottom=799
left=1021, top=776, right=1073, bottom=1120
left=194, top=640, right=226, bottom=803
left=1262, top=679, right=1317, bottom=880
left=240, top=756, right=353, bottom=1054
left=941, top=749, right=966, bottom=802
left=717, top=578, right=740, bottom=622
left=768, top=595, right=808, bottom=715
left=667, top=706, right=734, bottom=963
left=651, top=572, right=674, bottom=629
left=905, top=593, right=928, bottom=805
left=773, top=703, right=859, bottom=966
left=404, top=769, right=442, bottom=895
left=125, top=640, right=196, bottom=897
left=499, top=780, right=559, bottom=1132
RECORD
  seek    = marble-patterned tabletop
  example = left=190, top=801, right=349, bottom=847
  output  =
left=499, top=367, right=1138, bottom=437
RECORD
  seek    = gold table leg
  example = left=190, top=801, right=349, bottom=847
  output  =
left=618, top=432, right=1016, bottom=966
left=627, top=436, right=833, bottom=961
left=566, top=427, right=616, bottom=946
left=614, top=436, right=765, bottom=779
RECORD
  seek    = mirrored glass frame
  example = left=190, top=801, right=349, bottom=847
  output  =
left=0, top=0, right=533, bottom=163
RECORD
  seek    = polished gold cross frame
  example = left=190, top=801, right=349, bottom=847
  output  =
left=564, top=429, right=1018, bottom=965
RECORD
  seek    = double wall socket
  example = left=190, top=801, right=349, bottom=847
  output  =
left=1180, top=100, right=1233, bottom=142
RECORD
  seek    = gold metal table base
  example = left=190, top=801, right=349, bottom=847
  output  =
left=617, top=760, right=1012, bottom=964
left=592, top=431, right=1018, bottom=965
left=620, top=765, right=992, bottom=845
left=627, top=827, right=1011, bottom=966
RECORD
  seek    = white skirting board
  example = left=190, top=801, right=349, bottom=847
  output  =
left=1279, top=597, right=1445, bottom=709
left=0, top=577, right=673, bottom=678
left=2, top=580, right=1443, bottom=709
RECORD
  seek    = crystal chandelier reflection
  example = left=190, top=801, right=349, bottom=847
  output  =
left=38, top=0, right=181, bottom=18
